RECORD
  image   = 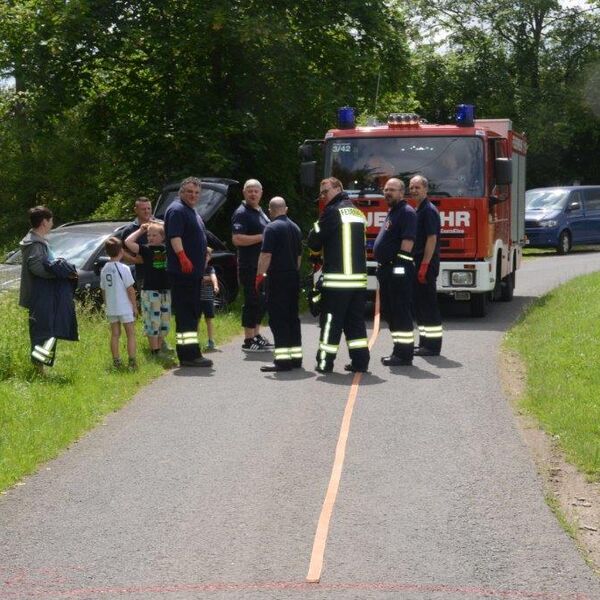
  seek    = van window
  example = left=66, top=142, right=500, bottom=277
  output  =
left=526, top=189, right=569, bottom=210
left=583, top=188, right=600, bottom=213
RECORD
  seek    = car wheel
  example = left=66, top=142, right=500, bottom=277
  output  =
left=557, top=230, right=571, bottom=255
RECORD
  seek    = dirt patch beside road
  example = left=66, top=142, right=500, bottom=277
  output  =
left=500, top=348, right=600, bottom=575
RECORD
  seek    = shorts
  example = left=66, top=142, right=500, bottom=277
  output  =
left=141, top=289, right=171, bottom=337
left=199, top=299, right=215, bottom=319
left=107, top=314, right=135, bottom=324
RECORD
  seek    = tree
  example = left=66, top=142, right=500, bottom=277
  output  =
left=0, top=0, right=411, bottom=243
left=408, top=0, right=600, bottom=186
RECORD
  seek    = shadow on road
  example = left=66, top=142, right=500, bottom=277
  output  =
left=173, top=367, right=216, bottom=377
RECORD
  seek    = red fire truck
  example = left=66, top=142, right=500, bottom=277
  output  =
left=300, top=105, right=527, bottom=317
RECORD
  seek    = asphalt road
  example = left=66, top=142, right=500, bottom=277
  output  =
left=2, top=252, right=600, bottom=600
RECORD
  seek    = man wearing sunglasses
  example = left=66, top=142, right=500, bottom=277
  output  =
left=307, top=177, right=369, bottom=374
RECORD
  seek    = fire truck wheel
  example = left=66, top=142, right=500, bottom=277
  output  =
left=556, top=230, right=571, bottom=255
left=470, top=292, right=488, bottom=318
left=500, top=270, right=515, bottom=302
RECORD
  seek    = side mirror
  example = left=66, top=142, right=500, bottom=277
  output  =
left=93, top=256, right=110, bottom=276
left=566, top=201, right=581, bottom=212
left=299, top=143, right=314, bottom=161
left=495, top=158, right=512, bottom=186
left=300, top=161, right=317, bottom=189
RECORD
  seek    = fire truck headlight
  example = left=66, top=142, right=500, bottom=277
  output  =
left=451, top=271, right=475, bottom=286
left=539, top=219, right=558, bottom=228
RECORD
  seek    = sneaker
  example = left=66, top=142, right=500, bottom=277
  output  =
left=255, top=334, right=274, bottom=349
left=128, top=357, right=138, bottom=370
left=242, top=337, right=270, bottom=353
left=204, top=340, right=217, bottom=352
left=315, top=364, right=333, bottom=374
left=113, top=358, right=123, bottom=369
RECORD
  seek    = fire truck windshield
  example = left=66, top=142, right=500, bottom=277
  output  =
left=325, top=136, right=484, bottom=197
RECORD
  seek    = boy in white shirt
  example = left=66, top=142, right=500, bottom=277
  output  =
left=100, top=237, right=138, bottom=369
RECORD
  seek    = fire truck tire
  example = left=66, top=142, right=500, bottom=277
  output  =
left=500, top=270, right=515, bottom=302
left=557, top=230, right=571, bottom=255
left=470, top=292, right=488, bottom=318
left=492, top=252, right=503, bottom=301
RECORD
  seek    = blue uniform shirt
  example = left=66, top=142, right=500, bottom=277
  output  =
left=164, top=197, right=207, bottom=278
left=261, top=215, right=302, bottom=274
left=231, top=202, right=270, bottom=269
left=373, top=200, right=417, bottom=263
left=414, top=198, right=441, bottom=269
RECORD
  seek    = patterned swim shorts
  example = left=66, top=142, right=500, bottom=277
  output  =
left=140, top=290, right=171, bottom=337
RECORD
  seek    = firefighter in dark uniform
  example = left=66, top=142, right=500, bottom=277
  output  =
left=410, top=175, right=443, bottom=356
left=307, top=177, right=370, bottom=374
left=164, top=176, right=213, bottom=368
left=373, top=178, right=417, bottom=366
left=231, top=179, right=274, bottom=352
left=255, top=196, right=303, bottom=373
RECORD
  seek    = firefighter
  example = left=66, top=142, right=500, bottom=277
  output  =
left=410, top=175, right=443, bottom=356
left=255, top=197, right=303, bottom=373
left=307, top=177, right=370, bottom=373
left=231, top=179, right=273, bottom=352
left=164, top=177, right=213, bottom=368
left=373, top=178, right=417, bottom=366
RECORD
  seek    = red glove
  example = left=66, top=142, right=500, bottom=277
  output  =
left=418, top=261, right=429, bottom=284
left=255, top=273, right=266, bottom=293
left=177, top=250, right=193, bottom=274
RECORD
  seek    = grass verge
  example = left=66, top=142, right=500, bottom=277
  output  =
left=504, top=272, right=600, bottom=481
left=0, top=292, right=242, bottom=492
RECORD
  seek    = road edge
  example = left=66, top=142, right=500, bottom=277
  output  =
left=499, top=345, right=600, bottom=576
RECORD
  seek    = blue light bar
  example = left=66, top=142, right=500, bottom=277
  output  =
left=456, top=104, right=475, bottom=126
left=337, top=106, right=356, bottom=130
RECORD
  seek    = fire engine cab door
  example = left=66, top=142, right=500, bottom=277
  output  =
left=438, top=204, right=478, bottom=259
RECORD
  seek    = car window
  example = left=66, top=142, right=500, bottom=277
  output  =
left=48, top=231, right=110, bottom=268
left=526, top=189, right=569, bottom=210
left=582, top=188, right=600, bottom=213
left=4, top=231, right=110, bottom=269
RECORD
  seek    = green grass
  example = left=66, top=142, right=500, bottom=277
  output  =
left=0, top=292, right=242, bottom=492
left=524, top=245, right=600, bottom=257
left=505, top=272, right=600, bottom=481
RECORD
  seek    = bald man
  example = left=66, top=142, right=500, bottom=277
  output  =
left=255, top=197, right=303, bottom=372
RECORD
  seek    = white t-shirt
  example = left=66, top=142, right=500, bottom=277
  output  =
left=100, top=261, right=135, bottom=316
